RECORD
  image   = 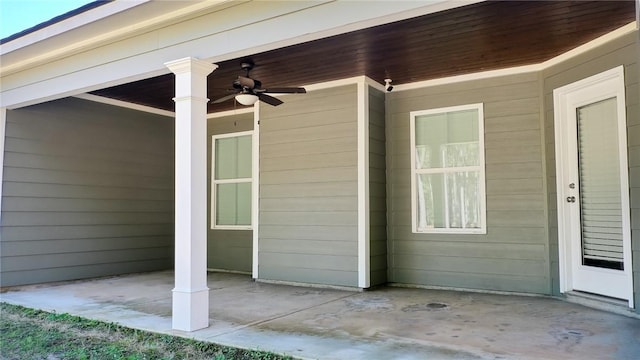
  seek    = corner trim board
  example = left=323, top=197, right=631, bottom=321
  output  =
left=0, top=107, right=6, bottom=225
left=252, top=103, right=260, bottom=279
left=357, top=79, right=370, bottom=288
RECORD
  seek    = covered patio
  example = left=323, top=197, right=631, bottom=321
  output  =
left=2, top=0, right=639, bottom=340
left=2, top=271, right=639, bottom=360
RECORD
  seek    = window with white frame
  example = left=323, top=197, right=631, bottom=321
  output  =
left=212, top=132, right=253, bottom=229
left=410, top=103, right=486, bottom=234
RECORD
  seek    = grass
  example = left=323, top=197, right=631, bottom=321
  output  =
left=0, top=302, right=295, bottom=360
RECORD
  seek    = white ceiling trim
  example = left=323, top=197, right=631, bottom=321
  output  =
left=207, top=107, right=254, bottom=119
left=393, top=21, right=637, bottom=93
left=74, top=93, right=174, bottom=117
left=541, top=21, right=637, bottom=69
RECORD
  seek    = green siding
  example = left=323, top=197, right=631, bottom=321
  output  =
left=386, top=72, right=550, bottom=294
left=542, top=30, right=639, bottom=309
left=0, top=98, right=174, bottom=287
left=369, top=86, right=387, bottom=286
left=207, top=113, right=254, bottom=273
left=259, top=85, right=359, bottom=287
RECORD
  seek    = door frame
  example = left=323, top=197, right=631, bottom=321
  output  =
left=553, top=65, right=633, bottom=307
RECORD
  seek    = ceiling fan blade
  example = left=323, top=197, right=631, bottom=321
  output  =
left=264, top=87, right=306, bottom=94
left=212, top=93, right=238, bottom=104
left=258, top=93, right=284, bottom=106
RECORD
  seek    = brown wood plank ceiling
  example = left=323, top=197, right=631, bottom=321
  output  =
left=91, top=1, right=636, bottom=113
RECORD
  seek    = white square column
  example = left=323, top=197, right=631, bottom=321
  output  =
left=165, top=57, right=217, bottom=332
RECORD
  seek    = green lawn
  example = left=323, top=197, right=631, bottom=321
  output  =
left=0, top=302, right=295, bottom=360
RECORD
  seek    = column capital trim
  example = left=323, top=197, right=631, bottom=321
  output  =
left=165, top=57, right=218, bottom=76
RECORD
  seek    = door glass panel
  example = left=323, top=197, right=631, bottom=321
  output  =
left=577, top=97, right=623, bottom=270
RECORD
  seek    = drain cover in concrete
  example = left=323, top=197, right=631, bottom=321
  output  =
left=402, top=302, right=448, bottom=312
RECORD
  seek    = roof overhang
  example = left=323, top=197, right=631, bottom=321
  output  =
left=0, top=0, right=636, bottom=112
left=0, top=0, right=475, bottom=109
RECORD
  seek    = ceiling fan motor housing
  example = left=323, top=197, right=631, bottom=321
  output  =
left=212, top=61, right=305, bottom=106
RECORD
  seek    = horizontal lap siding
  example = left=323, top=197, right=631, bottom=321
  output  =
left=369, top=87, right=387, bottom=286
left=259, top=85, right=359, bottom=287
left=1, top=97, right=174, bottom=287
left=542, top=31, right=638, bottom=304
left=207, top=114, right=253, bottom=273
left=387, top=73, right=550, bottom=294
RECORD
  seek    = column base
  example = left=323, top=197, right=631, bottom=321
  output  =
left=172, top=287, right=210, bottom=331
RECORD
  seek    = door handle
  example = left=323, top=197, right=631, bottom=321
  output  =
left=566, top=196, right=576, bottom=203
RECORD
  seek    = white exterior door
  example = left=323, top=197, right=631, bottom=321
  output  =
left=554, top=66, right=633, bottom=306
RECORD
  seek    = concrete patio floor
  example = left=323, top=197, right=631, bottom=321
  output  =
left=1, top=271, right=639, bottom=359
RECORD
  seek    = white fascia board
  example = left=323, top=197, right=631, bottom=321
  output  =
left=0, top=0, right=235, bottom=71
left=0, top=0, right=478, bottom=109
left=0, top=0, right=149, bottom=54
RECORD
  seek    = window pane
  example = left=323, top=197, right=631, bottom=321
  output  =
left=216, top=183, right=251, bottom=226
left=441, top=142, right=479, bottom=167
left=236, top=135, right=252, bottom=178
left=215, top=138, right=237, bottom=180
left=415, top=109, right=479, bottom=169
left=416, top=172, right=481, bottom=230
left=236, top=182, right=252, bottom=225
left=215, top=135, right=252, bottom=179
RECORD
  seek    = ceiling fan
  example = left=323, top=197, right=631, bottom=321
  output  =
left=213, top=61, right=306, bottom=106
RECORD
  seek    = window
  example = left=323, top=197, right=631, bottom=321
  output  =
left=410, top=103, right=486, bottom=234
left=212, top=132, right=253, bottom=229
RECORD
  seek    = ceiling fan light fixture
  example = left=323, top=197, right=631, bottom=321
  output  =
left=235, top=93, right=259, bottom=106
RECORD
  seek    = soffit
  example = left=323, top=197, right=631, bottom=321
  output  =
left=91, top=0, right=636, bottom=113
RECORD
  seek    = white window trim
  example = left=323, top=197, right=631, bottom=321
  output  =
left=409, top=103, right=487, bottom=234
left=211, top=130, right=254, bottom=230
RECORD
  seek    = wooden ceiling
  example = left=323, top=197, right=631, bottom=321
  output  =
left=91, top=1, right=636, bottom=113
